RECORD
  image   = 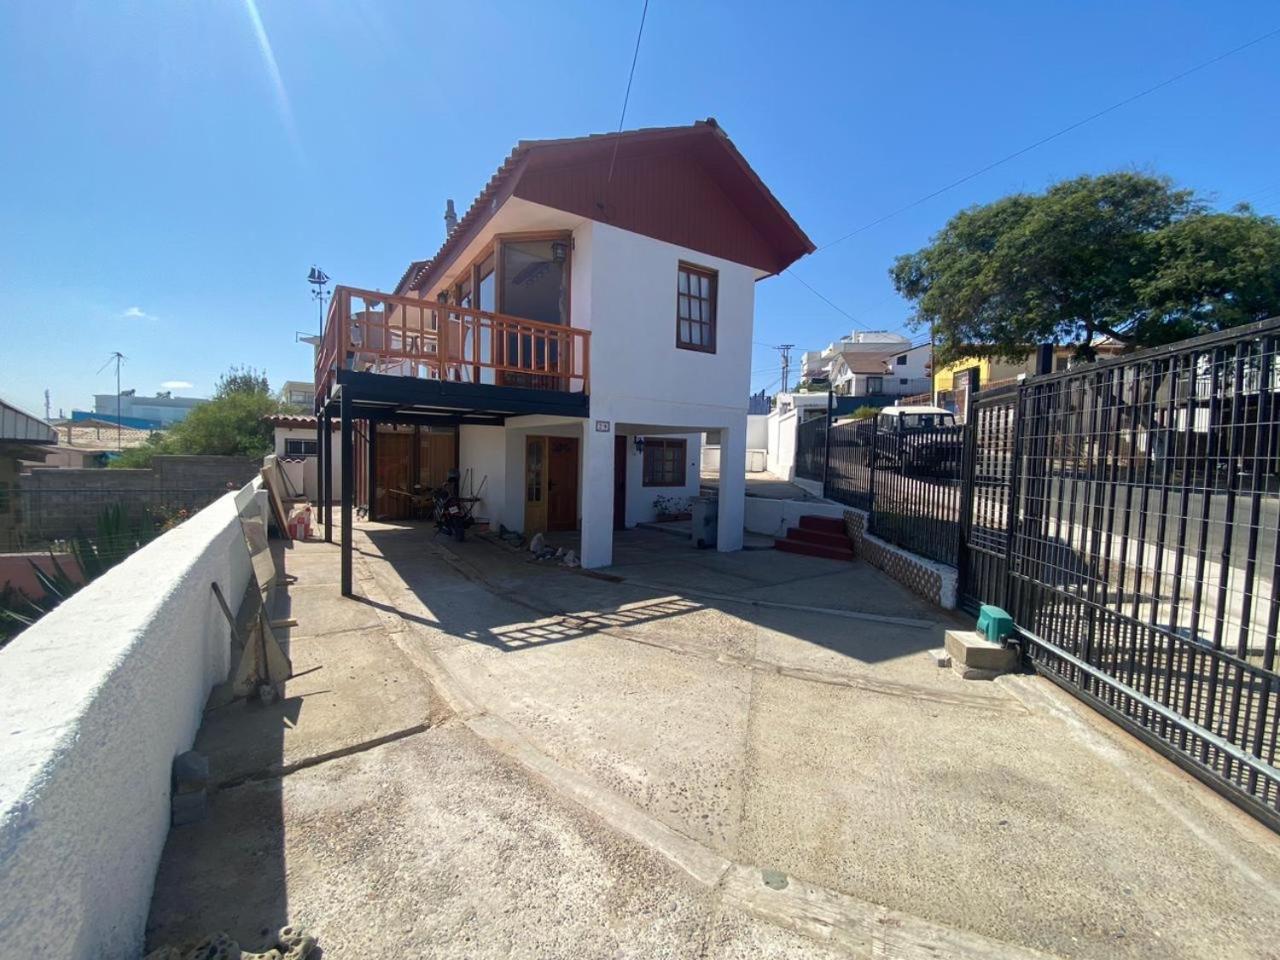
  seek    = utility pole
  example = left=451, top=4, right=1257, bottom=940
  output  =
left=775, top=344, right=795, bottom=393
left=43, top=389, right=51, bottom=421
left=98, top=352, right=126, bottom=451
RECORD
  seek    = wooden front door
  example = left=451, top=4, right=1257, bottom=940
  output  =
left=614, top=435, right=628, bottom=530
left=375, top=431, right=414, bottom=519
left=524, top=437, right=548, bottom=535
left=547, top=436, right=579, bottom=532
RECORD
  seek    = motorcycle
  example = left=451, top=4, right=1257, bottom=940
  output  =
left=431, top=482, right=468, bottom=542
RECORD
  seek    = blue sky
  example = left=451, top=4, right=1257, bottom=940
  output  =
left=2, top=1, right=1278, bottom=416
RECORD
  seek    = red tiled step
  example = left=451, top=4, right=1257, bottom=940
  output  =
left=797, top=515, right=846, bottom=535
left=785, top=526, right=850, bottom=549
left=774, top=537, right=854, bottom=561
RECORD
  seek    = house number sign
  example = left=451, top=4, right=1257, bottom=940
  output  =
left=595, top=420, right=611, bottom=432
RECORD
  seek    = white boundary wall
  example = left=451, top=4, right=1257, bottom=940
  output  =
left=0, top=487, right=254, bottom=959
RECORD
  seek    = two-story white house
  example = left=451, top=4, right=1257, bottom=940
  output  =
left=311, top=119, right=813, bottom=593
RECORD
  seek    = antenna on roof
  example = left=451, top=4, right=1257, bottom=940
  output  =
left=97, top=351, right=127, bottom=451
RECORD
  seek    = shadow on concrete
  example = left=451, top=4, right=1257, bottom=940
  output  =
left=359, top=522, right=959, bottom=669
left=360, top=525, right=709, bottom=653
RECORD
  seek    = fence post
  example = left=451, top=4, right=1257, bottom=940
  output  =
left=868, top=410, right=877, bottom=521
left=1001, top=379, right=1026, bottom=613
left=955, top=367, right=981, bottom=602
left=822, top=389, right=834, bottom=498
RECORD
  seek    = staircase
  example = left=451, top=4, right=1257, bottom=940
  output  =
left=774, top=515, right=854, bottom=561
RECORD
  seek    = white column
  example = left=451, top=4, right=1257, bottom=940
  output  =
left=717, top=417, right=746, bottom=552
left=579, top=422, right=615, bottom=568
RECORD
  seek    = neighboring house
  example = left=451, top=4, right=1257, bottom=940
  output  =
left=798, top=331, right=912, bottom=387
left=280, top=380, right=314, bottom=409
left=933, top=341, right=1127, bottom=412
left=0, top=397, right=57, bottom=549
left=267, top=414, right=342, bottom=504
left=311, top=118, right=813, bottom=583
left=31, top=419, right=155, bottom=469
left=84, top=389, right=206, bottom=428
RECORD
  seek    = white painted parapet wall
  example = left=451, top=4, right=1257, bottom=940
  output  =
left=0, top=487, right=254, bottom=959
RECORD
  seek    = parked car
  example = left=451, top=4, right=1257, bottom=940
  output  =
left=874, top=405, right=964, bottom=477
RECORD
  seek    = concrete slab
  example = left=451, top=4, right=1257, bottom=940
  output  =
left=152, top=522, right=1280, bottom=960
left=945, top=628, right=1021, bottom=679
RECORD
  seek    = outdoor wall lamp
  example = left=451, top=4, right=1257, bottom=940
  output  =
left=550, top=240, right=569, bottom=264
left=633, top=437, right=645, bottom=454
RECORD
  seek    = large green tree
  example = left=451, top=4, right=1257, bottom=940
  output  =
left=891, top=173, right=1280, bottom=367
left=112, top=366, right=279, bottom=468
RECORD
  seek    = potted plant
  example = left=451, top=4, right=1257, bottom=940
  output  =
left=653, top=495, right=692, bottom=522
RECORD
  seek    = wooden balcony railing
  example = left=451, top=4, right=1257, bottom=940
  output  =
left=315, top=286, right=590, bottom=403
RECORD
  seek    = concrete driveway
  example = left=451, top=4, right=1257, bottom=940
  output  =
left=149, top=524, right=1280, bottom=959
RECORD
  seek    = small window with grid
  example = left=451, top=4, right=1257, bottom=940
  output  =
left=284, top=438, right=318, bottom=457
left=642, top=438, right=687, bottom=487
left=676, top=264, right=716, bottom=352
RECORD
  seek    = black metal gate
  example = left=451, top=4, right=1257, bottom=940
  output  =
left=957, top=320, right=1280, bottom=831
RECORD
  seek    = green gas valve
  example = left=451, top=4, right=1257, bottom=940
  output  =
left=976, top=604, right=1015, bottom=645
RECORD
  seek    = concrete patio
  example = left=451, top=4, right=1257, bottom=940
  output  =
left=148, top=523, right=1280, bottom=959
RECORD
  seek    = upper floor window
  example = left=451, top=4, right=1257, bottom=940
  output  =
left=677, top=264, right=716, bottom=353
left=896, top=355, right=907, bottom=365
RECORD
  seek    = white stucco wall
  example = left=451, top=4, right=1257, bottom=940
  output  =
left=459, top=424, right=507, bottom=528
left=746, top=414, right=769, bottom=450
left=0, top=487, right=254, bottom=960
left=272, top=426, right=340, bottom=502
left=766, top=408, right=797, bottom=479
left=624, top=433, right=702, bottom=526
left=743, top=496, right=847, bottom=538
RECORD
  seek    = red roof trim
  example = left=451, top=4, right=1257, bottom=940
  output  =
left=397, top=118, right=813, bottom=294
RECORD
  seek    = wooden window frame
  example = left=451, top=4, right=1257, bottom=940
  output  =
left=676, top=262, right=717, bottom=354
left=642, top=438, right=688, bottom=487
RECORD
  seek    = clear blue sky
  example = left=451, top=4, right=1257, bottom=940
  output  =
left=2, top=1, right=1278, bottom=416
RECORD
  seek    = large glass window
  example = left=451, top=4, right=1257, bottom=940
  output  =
left=677, top=264, right=716, bottom=353
left=500, top=240, right=568, bottom=326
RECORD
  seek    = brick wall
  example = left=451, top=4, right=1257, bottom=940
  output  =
left=843, top=508, right=958, bottom=609
left=16, top=456, right=259, bottom=543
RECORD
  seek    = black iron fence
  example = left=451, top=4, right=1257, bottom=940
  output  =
left=796, top=410, right=964, bottom=565
left=957, top=319, right=1280, bottom=830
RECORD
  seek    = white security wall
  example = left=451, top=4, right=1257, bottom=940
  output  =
left=766, top=408, right=797, bottom=479
left=746, top=414, right=769, bottom=450
left=0, top=488, right=253, bottom=960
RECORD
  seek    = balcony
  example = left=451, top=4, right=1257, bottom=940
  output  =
left=314, top=286, right=590, bottom=406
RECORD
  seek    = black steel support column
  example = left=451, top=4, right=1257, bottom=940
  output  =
left=321, top=411, right=333, bottom=542
left=314, top=412, right=324, bottom=516
left=366, top=420, right=378, bottom=523
left=340, top=390, right=354, bottom=597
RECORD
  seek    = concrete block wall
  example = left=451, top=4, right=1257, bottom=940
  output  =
left=0, top=485, right=255, bottom=959
left=18, top=456, right=258, bottom=541
left=843, top=509, right=958, bottom=609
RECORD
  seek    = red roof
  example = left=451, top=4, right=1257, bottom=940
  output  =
left=397, top=118, right=813, bottom=295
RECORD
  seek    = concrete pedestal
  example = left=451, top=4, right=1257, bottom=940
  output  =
left=944, top=629, right=1020, bottom=680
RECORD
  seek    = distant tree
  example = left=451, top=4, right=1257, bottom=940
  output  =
left=890, top=173, right=1280, bottom=367
left=111, top=365, right=280, bottom=467
left=214, top=365, right=271, bottom=399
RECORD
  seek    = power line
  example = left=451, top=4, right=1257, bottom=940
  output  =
left=607, top=0, right=651, bottom=184
left=814, top=24, right=1280, bottom=254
